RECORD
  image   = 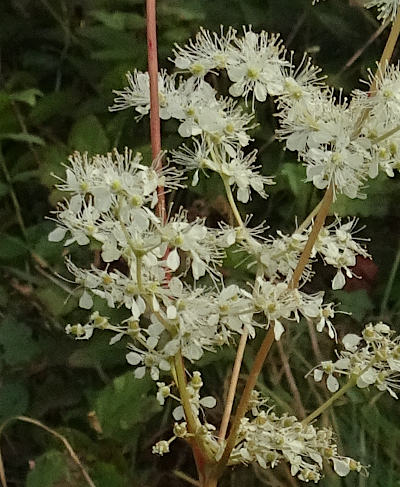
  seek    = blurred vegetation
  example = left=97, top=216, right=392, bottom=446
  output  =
left=0, top=0, right=399, bottom=486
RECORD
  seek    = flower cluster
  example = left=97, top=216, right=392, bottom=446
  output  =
left=229, top=392, right=365, bottom=482
left=311, top=322, right=400, bottom=398
left=364, top=0, right=400, bottom=22
left=240, top=217, right=369, bottom=291
left=112, top=27, right=400, bottom=205
left=153, top=371, right=218, bottom=456
left=48, top=9, right=400, bottom=484
left=313, top=0, right=400, bottom=23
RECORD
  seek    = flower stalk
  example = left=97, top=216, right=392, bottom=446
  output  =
left=146, top=0, right=165, bottom=222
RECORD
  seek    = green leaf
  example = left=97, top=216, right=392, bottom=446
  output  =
left=90, top=10, right=144, bottom=30
left=94, top=372, right=160, bottom=441
left=68, top=334, right=127, bottom=370
left=92, top=462, right=127, bottom=487
left=280, top=162, right=307, bottom=198
left=11, top=170, right=39, bottom=183
left=0, top=318, right=40, bottom=365
left=9, top=88, right=43, bottom=107
left=0, top=234, right=29, bottom=261
left=29, top=90, right=78, bottom=125
left=332, top=289, right=374, bottom=322
left=0, top=382, right=29, bottom=421
left=0, top=182, right=9, bottom=198
left=92, top=48, right=138, bottom=61
left=26, top=450, right=69, bottom=487
left=331, top=174, right=397, bottom=217
left=0, top=132, right=45, bottom=145
left=35, top=286, right=76, bottom=318
left=68, top=115, right=109, bottom=155
left=38, top=144, right=69, bottom=188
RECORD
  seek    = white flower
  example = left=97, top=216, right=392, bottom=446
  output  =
left=158, top=211, right=226, bottom=280
left=172, top=26, right=237, bottom=75
left=65, top=323, right=94, bottom=340
left=311, top=322, right=400, bottom=399
left=152, top=440, right=170, bottom=456
left=226, top=29, right=288, bottom=104
left=364, top=0, right=400, bottom=22
left=126, top=346, right=171, bottom=381
left=220, top=149, right=274, bottom=203
left=110, top=70, right=183, bottom=120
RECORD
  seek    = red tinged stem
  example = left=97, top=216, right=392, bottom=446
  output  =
left=146, top=0, right=166, bottom=222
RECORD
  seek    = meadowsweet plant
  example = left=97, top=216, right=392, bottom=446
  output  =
left=49, top=1, right=400, bottom=485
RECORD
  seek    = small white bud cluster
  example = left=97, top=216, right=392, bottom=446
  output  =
left=229, top=392, right=365, bottom=482
left=311, top=322, right=400, bottom=398
left=153, top=371, right=218, bottom=456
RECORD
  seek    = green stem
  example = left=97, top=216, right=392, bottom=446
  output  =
left=136, top=254, right=143, bottom=292
left=173, top=354, right=199, bottom=435
left=380, top=239, right=400, bottom=315
left=0, top=145, right=27, bottom=239
left=221, top=174, right=244, bottom=227
left=373, top=123, right=400, bottom=143
left=297, top=199, right=323, bottom=233
left=301, top=377, right=357, bottom=426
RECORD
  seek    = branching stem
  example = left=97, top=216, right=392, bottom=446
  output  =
left=301, top=377, right=356, bottom=426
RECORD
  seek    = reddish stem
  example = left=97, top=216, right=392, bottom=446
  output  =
left=146, top=0, right=205, bottom=480
left=146, top=0, right=166, bottom=222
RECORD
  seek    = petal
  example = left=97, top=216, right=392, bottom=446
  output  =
left=48, top=227, right=67, bottom=242
left=332, top=458, right=350, bottom=477
left=200, top=396, right=217, bottom=408
left=327, top=374, right=339, bottom=392
left=274, top=321, right=285, bottom=341
left=167, top=248, right=180, bottom=271
left=79, top=290, right=93, bottom=309
left=126, top=352, right=142, bottom=365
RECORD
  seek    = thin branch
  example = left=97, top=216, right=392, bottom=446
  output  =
left=218, top=330, right=248, bottom=443
left=215, top=325, right=275, bottom=474
left=277, top=340, right=306, bottom=419
left=0, top=416, right=96, bottom=487
left=338, top=20, right=388, bottom=75
left=289, top=184, right=334, bottom=290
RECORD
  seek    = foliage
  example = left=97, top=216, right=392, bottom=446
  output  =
left=0, top=0, right=399, bottom=486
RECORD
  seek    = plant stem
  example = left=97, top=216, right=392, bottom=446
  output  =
left=301, top=377, right=357, bottom=425
left=380, top=239, right=400, bottom=315
left=216, top=183, right=334, bottom=476
left=371, top=10, right=400, bottom=94
left=218, top=329, right=248, bottom=443
left=353, top=10, right=400, bottom=136
left=202, top=477, right=218, bottom=487
left=217, top=172, right=249, bottom=443
left=136, top=255, right=143, bottom=292
left=289, top=184, right=333, bottom=289
left=173, top=470, right=200, bottom=486
left=221, top=175, right=244, bottom=227
left=373, top=123, right=400, bottom=143
left=296, top=199, right=323, bottom=233
left=213, top=10, right=400, bottom=482
left=215, top=324, right=275, bottom=475
left=173, top=352, right=213, bottom=483
left=173, top=353, right=199, bottom=435
left=0, top=145, right=27, bottom=240
left=146, top=0, right=166, bottom=222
